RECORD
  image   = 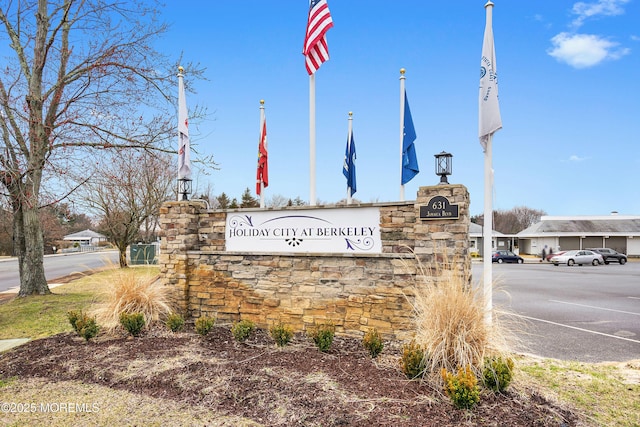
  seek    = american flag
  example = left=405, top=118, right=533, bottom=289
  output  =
left=303, top=0, right=334, bottom=75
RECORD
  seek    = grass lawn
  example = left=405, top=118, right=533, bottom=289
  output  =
left=0, top=266, right=159, bottom=340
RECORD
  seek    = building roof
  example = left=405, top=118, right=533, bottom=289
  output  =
left=517, top=215, right=640, bottom=237
left=63, top=229, right=106, bottom=240
left=469, top=222, right=505, bottom=237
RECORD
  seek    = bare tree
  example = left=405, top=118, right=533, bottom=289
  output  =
left=0, top=1, right=206, bottom=295
left=472, top=206, right=546, bottom=234
left=84, top=151, right=173, bottom=267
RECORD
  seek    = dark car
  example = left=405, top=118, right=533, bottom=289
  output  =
left=492, top=250, right=524, bottom=264
left=586, top=248, right=628, bottom=265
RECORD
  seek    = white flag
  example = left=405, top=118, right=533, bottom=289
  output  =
left=479, top=2, right=502, bottom=151
left=178, top=68, right=191, bottom=179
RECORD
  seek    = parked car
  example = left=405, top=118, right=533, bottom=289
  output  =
left=585, top=248, right=628, bottom=265
left=492, top=250, right=524, bottom=264
left=545, top=250, right=565, bottom=262
left=550, top=250, right=603, bottom=266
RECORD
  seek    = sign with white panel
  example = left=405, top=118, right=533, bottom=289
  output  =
left=225, top=207, right=382, bottom=254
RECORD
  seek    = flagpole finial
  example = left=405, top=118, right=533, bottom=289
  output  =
left=484, top=1, right=494, bottom=8
left=400, top=68, right=406, bottom=75
left=178, top=65, right=184, bottom=73
left=260, top=99, right=265, bottom=105
left=348, top=111, right=352, bottom=117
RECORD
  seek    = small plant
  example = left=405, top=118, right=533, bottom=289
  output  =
left=483, top=356, right=515, bottom=393
left=195, top=316, right=215, bottom=336
left=310, top=323, right=335, bottom=352
left=269, top=322, right=294, bottom=347
left=67, top=310, right=81, bottom=333
left=362, top=328, right=384, bottom=358
left=67, top=310, right=99, bottom=342
left=441, top=366, right=481, bottom=410
left=165, top=313, right=185, bottom=332
left=401, top=340, right=426, bottom=380
left=119, top=312, right=146, bottom=337
left=231, top=319, right=255, bottom=342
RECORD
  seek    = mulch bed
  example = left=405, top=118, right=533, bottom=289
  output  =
left=0, top=325, right=583, bottom=426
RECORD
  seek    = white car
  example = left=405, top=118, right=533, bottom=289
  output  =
left=550, top=250, right=603, bottom=266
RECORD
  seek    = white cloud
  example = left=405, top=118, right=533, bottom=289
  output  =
left=569, top=155, right=588, bottom=162
left=548, top=32, right=630, bottom=68
left=571, top=0, right=629, bottom=28
left=631, top=35, right=640, bottom=42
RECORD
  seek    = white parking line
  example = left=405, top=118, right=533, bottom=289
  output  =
left=497, top=311, right=640, bottom=344
left=549, top=300, right=640, bottom=316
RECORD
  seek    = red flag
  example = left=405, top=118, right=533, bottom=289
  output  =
left=303, top=0, right=334, bottom=75
left=256, top=119, right=268, bottom=195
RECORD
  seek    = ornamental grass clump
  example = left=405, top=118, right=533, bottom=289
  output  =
left=405, top=252, right=517, bottom=381
left=92, top=269, right=172, bottom=332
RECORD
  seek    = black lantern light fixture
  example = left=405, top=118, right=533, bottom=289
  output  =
left=177, top=177, right=192, bottom=201
left=434, top=151, right=452, bottom=184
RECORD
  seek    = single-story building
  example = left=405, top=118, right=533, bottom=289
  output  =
left=63, top=229, right=107, bottom=246
left=516, top=214, right=640, bottom=257
left=469, top=222, right=516, bottom=256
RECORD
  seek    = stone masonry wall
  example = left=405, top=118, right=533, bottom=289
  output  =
left=159, top=185, right=470, bottom=341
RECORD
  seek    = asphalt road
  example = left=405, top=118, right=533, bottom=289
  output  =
left=473, top=260, right=640, bottom=363
left=0, top=250, right=119, bottom=293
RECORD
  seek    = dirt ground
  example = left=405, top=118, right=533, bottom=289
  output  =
left=0, top=324, right=585, bottom=427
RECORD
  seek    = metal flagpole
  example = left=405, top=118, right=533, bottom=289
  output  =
left=399, top=68, right=406, bottom=201
left=483, top=133, right=493, bottom=326
left=309, top=74, right=316, bottom=206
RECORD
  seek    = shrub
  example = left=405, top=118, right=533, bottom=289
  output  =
left=269, top=322, right=294, bottom=347
left=441, top=366, right=481, bottom=410
left=119, top=312, right=146, bottom=337
left=401, top=340, right=426, bottom=380
left=482, top=356, right=515, bottom=393
left=92, top=269, right=172, bottom=332
left=231, top=319, right=255, bottom=342
left=310, top=324, right=335, bottom=352
left=362, top=328, right=384, bottom=358
left=67, top=310, right=81, bottom=333
left=195, top=316, right=215, bottom=336
left=166, top=313, right=185, bottom=332
left=67, top=310, right=99, bottom=342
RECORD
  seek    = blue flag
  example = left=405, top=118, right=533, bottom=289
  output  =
left=401, top=90, right=419, bottom=185
left=343, top=128, right=356, bottom=196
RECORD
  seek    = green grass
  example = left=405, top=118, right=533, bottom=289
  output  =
left=518, top=357, right=640, bottom=426
left=0, top=267, right=159, bottom=339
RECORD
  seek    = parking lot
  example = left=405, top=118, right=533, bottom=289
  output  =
left=472, top=260, right=640, bottom=362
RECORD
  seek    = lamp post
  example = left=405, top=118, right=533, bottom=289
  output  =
left=434, top=151, right=452, bottom=184
left=177, top=177, right=192, bottom=201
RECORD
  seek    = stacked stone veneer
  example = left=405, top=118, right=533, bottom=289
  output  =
left=159, top=184, right=470, bottom=341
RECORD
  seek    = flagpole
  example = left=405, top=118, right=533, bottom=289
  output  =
left=259, top=100, right=266, bottom=208
left=482, top=0, right=496, bottom=327
left=346, top=111, right=353, bottom=205
left=399, top=68, right=406, bottom=201
left=309, top=74, right=317, bottom=206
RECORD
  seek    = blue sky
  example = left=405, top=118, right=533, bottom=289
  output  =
left=161, top=0, right=639, bottom=216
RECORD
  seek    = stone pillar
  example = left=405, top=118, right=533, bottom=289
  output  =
left=158, top=200, right=205, bottom=313
left=413, top=184, right=470, bottom=282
